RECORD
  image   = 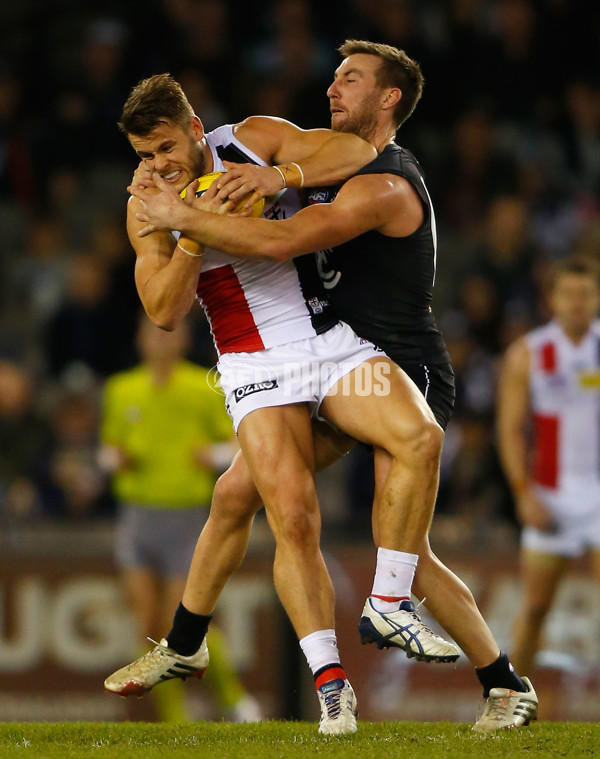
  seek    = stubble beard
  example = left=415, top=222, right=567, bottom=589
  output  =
left=333, top=109, right=379, bottom=143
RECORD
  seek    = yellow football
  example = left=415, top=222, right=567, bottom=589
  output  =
left=181, top=171, right=265, bottom=218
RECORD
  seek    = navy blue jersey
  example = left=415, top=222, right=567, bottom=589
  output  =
left=309, top=144, right=450, bottom=366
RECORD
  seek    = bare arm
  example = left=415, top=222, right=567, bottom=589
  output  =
left=496, top=338, right=554, bottom=529
left=127, top=195, right=203, bottom=330
left=132, top=171, right=422, bottom=261
left=214, top=116, right=377, bottom=202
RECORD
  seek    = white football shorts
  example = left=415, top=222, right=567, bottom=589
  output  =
left=522, top=492, right=600, bottom=558
left=217, top=321, right=385, bottom=432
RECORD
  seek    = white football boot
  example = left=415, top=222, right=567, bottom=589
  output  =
left=359, top=598, right=460, bottom=663
left=104, top=637, right=208, bottom=697
left=317, top=678, right=358, bottom=735
left=473, top=677, right=538, bottom=731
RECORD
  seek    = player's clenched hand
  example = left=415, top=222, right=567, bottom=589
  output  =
left=516, top=488, right=557, bottom=532
left=130, top=160, right=156, bottom=190
left=130, top=172, right=187, bottom=236
left=219, top=160, right=282, bottom=208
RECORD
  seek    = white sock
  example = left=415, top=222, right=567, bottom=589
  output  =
left=370, top=546, right=418, bottom=611
left=299, top=629, right=340, bottom=676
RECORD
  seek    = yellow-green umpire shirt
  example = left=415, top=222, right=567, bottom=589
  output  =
left=101, top=361, right=233, bottom=507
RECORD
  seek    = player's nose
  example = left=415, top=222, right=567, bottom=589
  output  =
left=153, top=154, right=170, bottom=173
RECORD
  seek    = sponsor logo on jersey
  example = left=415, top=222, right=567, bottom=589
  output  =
left=578, top=369, right=600, bottom=390
left=308, top=190, right=330, bottom=204
left=234, top=380, right=279, bottom=402
left=264, top=203, right=286, bottom=220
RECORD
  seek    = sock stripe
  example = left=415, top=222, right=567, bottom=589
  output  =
left=372, top=594, right=410, bottom=603
left=315, top=666, right=346, bottom=690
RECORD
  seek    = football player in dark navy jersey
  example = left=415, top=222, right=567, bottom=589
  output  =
left=309, top=144, right=454, bottom=431
left=125, top=40, right=537, bottom=730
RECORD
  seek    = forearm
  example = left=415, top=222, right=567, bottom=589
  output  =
left=498, top=429, right=530, bottom=495
left=176, top=204, right=301, bottom=261
left=137, top=242, right=203, bottom=329
left=288, top=133, right=376, bottom=187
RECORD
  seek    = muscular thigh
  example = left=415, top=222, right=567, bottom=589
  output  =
left=400, top=363, right=455, bottom=431
left=320, top=357, right=437, bottom=449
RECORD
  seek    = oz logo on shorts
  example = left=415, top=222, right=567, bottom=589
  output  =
left=234, top=380, right=279, bottom=403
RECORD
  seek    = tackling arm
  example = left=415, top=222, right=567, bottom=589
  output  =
left=218, top=117, right=377, bottom=201
left=132, top=172, right=402, bottom=261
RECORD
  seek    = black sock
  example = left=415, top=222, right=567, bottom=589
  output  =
left=166, top=602, right=212, bottom=656
left=475, top=652, right=527, bottom=698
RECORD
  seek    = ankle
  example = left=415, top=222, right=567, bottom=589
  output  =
left=314, top=664, right=347, bottom=690
left=166, top=602, right=212, bottom=656
left=475, top=652, right=527, bottom=698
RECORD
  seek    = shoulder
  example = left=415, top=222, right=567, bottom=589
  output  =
left=337, top=171, right=421, bottom=216
left=340, top=170, right=412, bottom=197
left=503, top=335, right=531, bottom=374
left=527, top=320, right=558, bottom=347
left=233, top=116, right=289, bottom=147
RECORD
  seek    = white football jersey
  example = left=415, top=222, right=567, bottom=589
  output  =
left=185, top=124, right=335, bottom=355
left=527, top=319, right=600, bottom=515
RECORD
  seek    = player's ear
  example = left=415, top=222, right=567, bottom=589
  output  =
left=382, top=87, right=402, bottom=112
left=190, top=115, right=205, bottom=142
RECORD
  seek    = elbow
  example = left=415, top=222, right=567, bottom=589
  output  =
left=342, top=134, right=377, bottom=164
left=146, top=306, right=186, bottom=332
left=262, top=236, right=296, bottom=262
left=149, top=313, right=177, bottom=332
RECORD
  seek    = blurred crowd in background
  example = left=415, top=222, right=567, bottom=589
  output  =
left=0, top=0, right=599, bottom=549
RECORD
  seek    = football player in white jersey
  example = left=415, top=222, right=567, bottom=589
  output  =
left=115, top=43, right=538, bottom=731
left=105, top=70, right=459, bottom=735
left=498, top=256, right=600, bottom=677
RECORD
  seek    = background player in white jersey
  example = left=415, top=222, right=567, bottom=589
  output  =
left=497, top=256, right=600, bottom=677
left=115, top=43, right=536, bottom=730
left=106, top=72, right=457, bottom=735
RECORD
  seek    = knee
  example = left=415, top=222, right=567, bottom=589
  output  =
left=211, top=459, right=262, bottom=527
left=399, top=416, right=444, bottom=466
left=269, top=485, right=320, bottom=551
left=274, top=509, right=320, bottom=552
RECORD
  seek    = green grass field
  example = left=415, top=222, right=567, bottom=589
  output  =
left=0, top=722, right=597, bottom=758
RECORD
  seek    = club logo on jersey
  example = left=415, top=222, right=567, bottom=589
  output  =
left=234, top=380, right=279, bottom=402
left=316, top=249, right=341, bottom=290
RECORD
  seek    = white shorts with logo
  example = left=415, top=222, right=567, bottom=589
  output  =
left=217, top=321, right=385, bottom=432
left=522, top=489, right=600, bottom=558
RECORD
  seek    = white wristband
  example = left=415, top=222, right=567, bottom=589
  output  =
left=177, top=241, right=204, bottom=257
left=290, top=161, right=305, bottom=187
left=273, top=164, right=287, bottom=189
